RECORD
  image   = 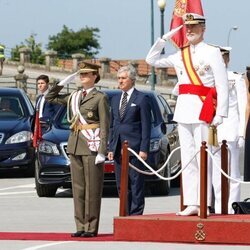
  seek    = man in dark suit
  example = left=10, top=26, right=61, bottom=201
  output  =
left=108, top=65, right=151, bottom=215
left=35, top=75, right=60, bottom=123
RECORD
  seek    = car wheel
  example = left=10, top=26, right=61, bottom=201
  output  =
left=171, top=173, right=180, bottom=187
left=35, top=162, right=57, bottom=197
left=150, top=155, right=171, bottom=196
left=152, top=167, right=170, bottom=196
left=24, top=160, right=35, bottom=177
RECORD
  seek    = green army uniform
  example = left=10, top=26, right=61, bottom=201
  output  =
left=46, top=64, right=110, bottom=235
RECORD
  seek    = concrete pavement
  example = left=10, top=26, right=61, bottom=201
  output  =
left=0, top=175, right=249, bottom=249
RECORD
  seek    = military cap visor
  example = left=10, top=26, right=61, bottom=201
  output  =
left=78, top=61, right=101, bottom=74
left=183, top=13, right=206, bottom=25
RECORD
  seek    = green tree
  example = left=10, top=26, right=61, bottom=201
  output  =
left=47, top=25, right=101, bottom=59
left=11, top=33, right=45, bottom=64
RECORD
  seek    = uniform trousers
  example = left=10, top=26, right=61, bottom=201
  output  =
left=212, top=141, right=241, bottom=214
left=178, top=122, right=212, bottom=206
left=70, top=154, right=104, bottom=233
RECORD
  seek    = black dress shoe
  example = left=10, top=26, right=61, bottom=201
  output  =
left=71, top=231, right=85, bottom=237
left=82, top=232, right=97, bottom=237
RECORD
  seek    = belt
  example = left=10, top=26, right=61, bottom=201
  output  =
left=179, top=84, right=212, bottom=96
left=72, top=123, right=100, bottom=132
left=179, top=84, right=217, bottom=124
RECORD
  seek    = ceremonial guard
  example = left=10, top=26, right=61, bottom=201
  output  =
left=45, top=62, right=110, bottom=237
left=146, top=13, right=229, bottom=216
left=212, top=47, right=247, bottom=214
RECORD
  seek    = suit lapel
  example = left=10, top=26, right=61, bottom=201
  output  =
left=115, top=93, right=122, bottom=120
left=120, top=89, right=138, bottom=120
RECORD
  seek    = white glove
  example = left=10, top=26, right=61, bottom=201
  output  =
left=237, top=137, right=245, bottom=148
left=211, top=115, right=223, bottom=127
left=162, top=25, right=183, bottom=41
left=57, top=72, right=78, bottom=86
left=95, top=153, right=106, bottom=165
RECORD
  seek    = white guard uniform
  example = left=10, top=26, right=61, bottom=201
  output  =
left=146, top=38, right=229, bottom=206
left=213, top=71, right=247, bottom=214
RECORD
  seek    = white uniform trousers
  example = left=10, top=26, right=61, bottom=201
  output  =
left=178, top=123, right=212, bottom=206
left=212, top=141, right=241, bottom=214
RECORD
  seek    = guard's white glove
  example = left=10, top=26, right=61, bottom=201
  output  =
left=57, top=72, right=78, bottom=86
left=211, top=115, right=223, bottom=127
left=237, top=137, right=245, bottom=148
left=95, top=153, right=106, bottom=165
left=162, top=25, right=183, bottom=41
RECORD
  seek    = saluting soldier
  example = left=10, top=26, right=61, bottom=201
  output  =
left=45, top=62, right=110, bottom=237
left=146, top=13, right=229, bottom=216
left=212, top=47, right=247, bottom=214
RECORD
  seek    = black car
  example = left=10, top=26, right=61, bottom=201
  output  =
left=0, top=87, right=35, bottom=176
left=35, top=90, right=180, bottom=197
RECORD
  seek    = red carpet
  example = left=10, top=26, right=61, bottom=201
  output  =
left=0, top=232, right=114, bottom=241
left=2, top=214, right=250, bottom=244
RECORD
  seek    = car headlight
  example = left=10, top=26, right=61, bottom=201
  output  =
left=38, top=140, right=60, bottom=155
left=5, top=131, right=32, bottom=144
left=149, top=139, right=161, bottom=152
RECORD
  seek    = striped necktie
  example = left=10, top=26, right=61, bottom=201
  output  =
left=119, top=92, right=128, bottom=119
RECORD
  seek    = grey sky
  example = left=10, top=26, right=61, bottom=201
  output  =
left=0, top=0, right=247, bottom=72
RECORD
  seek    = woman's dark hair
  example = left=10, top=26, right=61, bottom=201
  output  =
left=92, top=71, right=100, bottom=83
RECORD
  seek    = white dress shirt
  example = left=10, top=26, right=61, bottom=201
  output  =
left=37, top=89, right=49, bottom=118
left=119, top=87, right=134, bottom=109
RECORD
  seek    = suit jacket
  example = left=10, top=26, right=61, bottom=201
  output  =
left=35, top=94, right=60, bottom=122
left=45, top=85, right=110, bottom=156
left=109, top=88, right=151, bottom=155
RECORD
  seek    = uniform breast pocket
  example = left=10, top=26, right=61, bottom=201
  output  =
left=84, top=107, right=97, bottom=120
left=175, top=63, right=185, bottom=76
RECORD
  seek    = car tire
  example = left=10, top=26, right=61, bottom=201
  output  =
left=24, top=161, right=35, bottom=177
left=150, top=154, right=171, bottom=196
left=171, top=173, right=180, bottom=187
left=35, top=161, right=57, bottom=197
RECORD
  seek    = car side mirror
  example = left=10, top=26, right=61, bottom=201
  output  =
left=167, top=113, right=176, bottom=124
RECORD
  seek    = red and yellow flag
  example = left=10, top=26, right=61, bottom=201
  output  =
left=32, top=111, right=41, bottom=148
left=170, top=0, right=204, bottom=48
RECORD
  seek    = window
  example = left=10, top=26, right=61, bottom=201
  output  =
left=157, top=95, right=172, bottom=122
left=0, top=96, right=24, bottom=117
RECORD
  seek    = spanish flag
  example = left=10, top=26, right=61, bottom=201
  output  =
left=170, top=0, right=204, bottom=48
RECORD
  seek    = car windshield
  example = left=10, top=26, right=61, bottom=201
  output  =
left=0, top=96, right=25, bottom=119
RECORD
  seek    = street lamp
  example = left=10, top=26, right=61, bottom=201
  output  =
left=150, top=0, right=156, bottom=90
left=157, top=0, right=166, bottom=54
left=227, top=26, right=238, bottom=46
